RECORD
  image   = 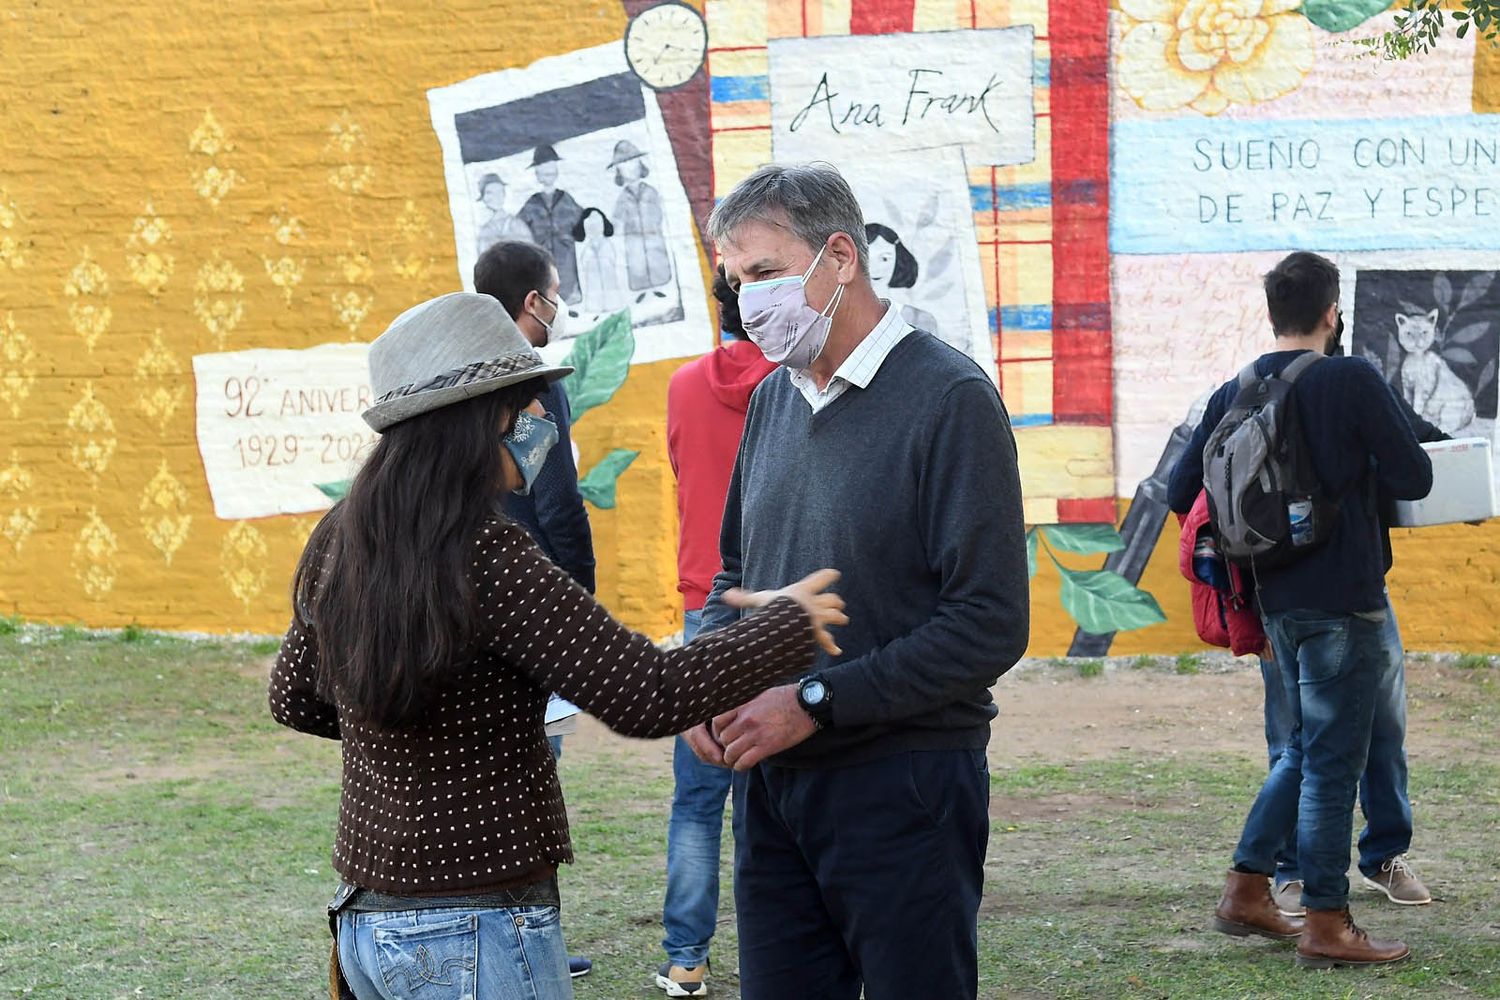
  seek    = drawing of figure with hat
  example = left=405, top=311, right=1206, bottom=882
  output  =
left=518, top=144, right=585, bottom=309
left=609, top=140, right=672, bottom=299
left=474, top=173, right=534, bottom=258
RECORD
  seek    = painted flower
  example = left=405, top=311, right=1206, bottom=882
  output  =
left=1116, top=0, right=1315, bottom=115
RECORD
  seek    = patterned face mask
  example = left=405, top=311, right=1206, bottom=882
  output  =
left=502, top=411, right=560, bottom=496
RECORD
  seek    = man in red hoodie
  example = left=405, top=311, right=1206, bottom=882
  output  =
left=655, top=267, right=775, bottom=997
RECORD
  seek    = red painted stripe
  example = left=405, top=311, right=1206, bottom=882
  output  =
left=849, top=0, right=916, bottom=34
left=1058, top=497, right=1119, bottom=525
left=707, top=45, right=768, bottom=53
left=710, top=124, right=773, bottom=133
left=990, top=165, right=1002, bottom=380
left=1048, top=0, right=1112, bottom=426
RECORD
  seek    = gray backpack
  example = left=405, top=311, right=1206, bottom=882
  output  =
left=1202, top=353, right=1337, bottom=569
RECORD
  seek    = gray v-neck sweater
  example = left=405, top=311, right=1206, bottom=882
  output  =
left=702, top=331, right=1030, bottom=767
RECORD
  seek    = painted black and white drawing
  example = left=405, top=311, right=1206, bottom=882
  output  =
left=837, top=146, right=995, bottom=381
left=428, top=44, right=709, bottom=367
left=1352, top=269, right=1499, bottom=441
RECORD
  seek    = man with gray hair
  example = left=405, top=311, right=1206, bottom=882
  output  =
left=688, top=162, right=1028, bottom=998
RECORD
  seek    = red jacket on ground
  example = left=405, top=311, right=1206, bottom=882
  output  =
left=1179, top=490, right=1266, bottom=656
left=667, top=339, right=777, bottom=611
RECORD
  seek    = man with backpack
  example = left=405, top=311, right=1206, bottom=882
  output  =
left=1167, top=251, right=1432, bottom=969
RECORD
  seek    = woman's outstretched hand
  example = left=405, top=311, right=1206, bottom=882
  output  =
left=723, top=568, right=848, bottom=656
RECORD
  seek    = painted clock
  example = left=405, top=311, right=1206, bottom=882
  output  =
left=624, top=1, right=707, bottom=91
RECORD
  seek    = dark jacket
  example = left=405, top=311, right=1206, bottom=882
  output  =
left=504, top=381, right=596, bottom=593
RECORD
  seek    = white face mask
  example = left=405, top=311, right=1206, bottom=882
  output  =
left=737, top=244, right=844, bottom=370
left=529, top=293, right=566, bottom=343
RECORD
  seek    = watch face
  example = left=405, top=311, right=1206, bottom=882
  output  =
left=624, top=2, right=707, bottom=91
left=802, top=679, right=827, bottom=705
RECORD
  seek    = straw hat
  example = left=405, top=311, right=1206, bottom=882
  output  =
left=361, top=293, right=572, bottom=432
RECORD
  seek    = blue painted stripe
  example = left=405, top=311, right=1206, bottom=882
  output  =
left=1033, top=57, right=1050, bottom=88
left=710, top=75, right=770, bottom=102
left=1011, top=413, right=1055, bottom=427
left=997, top=305, right=1054, bottom=331
left=970, top=182, right=1054, bottom=214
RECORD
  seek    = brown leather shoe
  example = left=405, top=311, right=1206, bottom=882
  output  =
left=1296, top=907, right=1411, bottom=969
left=1212, top=869, right=1304, bottom=941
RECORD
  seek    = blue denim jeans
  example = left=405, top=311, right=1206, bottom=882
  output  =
left=1260, top=598, right=1413, bottom=884
left=337, top=905, right=572, bottom=1000
left=661, top=609, right=733, bottom=968
left=1234, top=608, right=1390, bottom=910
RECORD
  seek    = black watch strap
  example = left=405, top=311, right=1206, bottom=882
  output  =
left=796, top=672, right=834, bottom=729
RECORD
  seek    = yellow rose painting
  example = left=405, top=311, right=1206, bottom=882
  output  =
left=1116, top=0, right=1317, bottom=114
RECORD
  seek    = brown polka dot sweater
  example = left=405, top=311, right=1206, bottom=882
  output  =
left=269, top=518, right=815, bottom=897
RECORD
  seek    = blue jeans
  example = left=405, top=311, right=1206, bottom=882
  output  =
left=337, top=905, right=572, bottom=1000
left=661, top=609, right=733, bottom=968
left=1235, top=608, right=1391, bottom=910
left=1261, top=599, right=1412, bottom=884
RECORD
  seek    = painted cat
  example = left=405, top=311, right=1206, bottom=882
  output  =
left=1395, top=307, right=1475, bottom=434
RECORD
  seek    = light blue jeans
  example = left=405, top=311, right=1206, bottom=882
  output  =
left=661, top=610, right=733, bottom=968
left=1260, top=598, right=1413, bottom=884
left=338, top=905, right=572, bottom=1000
left=1235, top=607, right=1391, bottom=910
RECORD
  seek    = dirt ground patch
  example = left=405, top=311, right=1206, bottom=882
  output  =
left=560, top=657, right=1486, bottom=770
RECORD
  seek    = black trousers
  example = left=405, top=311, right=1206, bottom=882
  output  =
left=731, top=748, right=990, bottom=1000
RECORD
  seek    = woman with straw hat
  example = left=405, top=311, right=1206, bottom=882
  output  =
left=270, top=292, right=846, bottom=999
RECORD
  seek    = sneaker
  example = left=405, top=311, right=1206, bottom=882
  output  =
left=568, top=955, right=593, bottom=978
left=1273, top=879, right=1306, bottom=918
left=1362, top=855, right=1432, bottom=905
left=655, top=960, right=708, bottom=997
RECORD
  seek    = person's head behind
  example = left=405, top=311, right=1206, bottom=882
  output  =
left=708, top=163, right=868, bottom=312
left=864, top=223, right=918, bottom=289
left=535, top=161, right=559, bottom=188
left=474, top=240, right=562, bottom=349
left=713, top=264, right=745, bottom=340
left=1265, top=251, right=1340, bottom=340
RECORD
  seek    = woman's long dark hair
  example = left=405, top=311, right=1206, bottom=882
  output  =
left=293, top=377, right=545, bottom=728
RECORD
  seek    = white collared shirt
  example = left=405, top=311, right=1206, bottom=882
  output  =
left=789, top=303, right=913, bottom=413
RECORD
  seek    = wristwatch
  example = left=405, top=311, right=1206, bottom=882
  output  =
left=796, top=672, right=834, bottom=730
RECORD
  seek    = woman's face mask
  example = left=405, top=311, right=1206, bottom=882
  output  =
left=737, top=243, right=845, bottom=370
left=503, top=410, right=559, bottom=495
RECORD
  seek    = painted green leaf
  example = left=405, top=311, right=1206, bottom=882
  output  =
left=1026, top=528, right=1039, bottom=580
left=315, top=479, right=351, bottom=501
left=578, top=449, right=639, bottom=509
left=1051, top=555, right=1167, bottom=635
left=1040, top=523, right=1125, bottom=556
left=1301, top=0, right=1397, bottom=33
left=561, top=310, right=635, bottom=423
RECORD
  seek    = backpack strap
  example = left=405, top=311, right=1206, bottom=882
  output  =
left=1278, top=351, right=1324, bottom=384
left=1236, top=362, right=1262, bottom=391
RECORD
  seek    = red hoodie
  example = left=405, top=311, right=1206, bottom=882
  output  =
left=667, top=339, right=778, bottom=611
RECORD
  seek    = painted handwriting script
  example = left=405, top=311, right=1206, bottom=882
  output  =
left=788, top=70, right=1005, bottom=135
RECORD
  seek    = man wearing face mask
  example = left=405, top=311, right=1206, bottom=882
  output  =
left=696, top=163, right=1028, bottom=998
left=1168, top=251, right=1433, bottom=970
left=474, top=239, right=596, bottom=981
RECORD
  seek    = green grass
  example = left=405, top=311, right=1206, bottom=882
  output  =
left=1076, top=658, right=1105, bottom=679
left=3, top=635, right=1498, bottom=998
left=1176, top=651, right=1204, bottom=675
left=1130, top=654, right=1155, bottom=670
left=1454, top=652, right=1492, bottom=670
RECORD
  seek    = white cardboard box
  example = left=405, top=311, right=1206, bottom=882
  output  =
left=1393, top=437, right=1496, bottom=527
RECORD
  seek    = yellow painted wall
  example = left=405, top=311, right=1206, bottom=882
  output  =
left=3, top=3, right=1498, bottom=653
left=1023, top=504, right=1500, bottom=657
left=0, top=0, right=687, bottom=640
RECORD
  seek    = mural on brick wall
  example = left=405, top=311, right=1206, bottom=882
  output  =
left=4, top=0, right=1500, bottom=653
left=1107, top=0, right=1500, bottom=654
